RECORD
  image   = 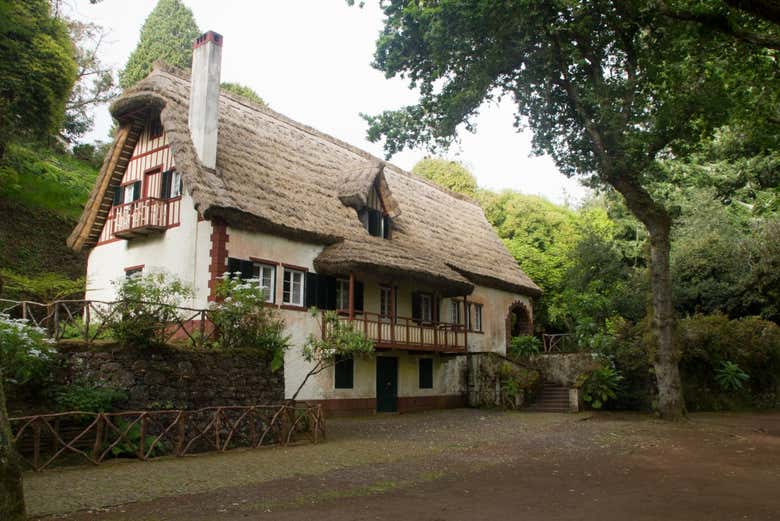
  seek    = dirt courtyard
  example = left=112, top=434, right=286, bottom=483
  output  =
left=27, top=409, right=780, bottom=521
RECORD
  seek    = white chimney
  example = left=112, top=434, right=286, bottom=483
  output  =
left=189, top=31, right=223, bottom=169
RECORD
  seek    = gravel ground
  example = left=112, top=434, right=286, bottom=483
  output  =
left=26, top=409, right=780, bottom=521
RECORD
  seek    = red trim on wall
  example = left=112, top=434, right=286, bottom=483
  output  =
left=124, top=264, right=145, bottom=272
left=279, top=304, right=307, bottom=312
left=207, top=219, right=229, bottom=302
left=281, top=263, right=309, bottom=272
left=306, top=394, right=466, bottom=418
left=127, top=143, right=171, bottom=162
left=250, top=257, right=280, bottom=266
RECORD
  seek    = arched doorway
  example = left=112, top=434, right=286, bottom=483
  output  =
left=505, top=301, right=533, bottom=347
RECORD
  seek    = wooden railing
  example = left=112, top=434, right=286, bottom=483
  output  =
left=112, top=197, right=168, bottom=236
left=0, top=298, right=218, bottom=348
left=330, top=311, right=467, bottom=353
left=10, top=403, right=325, bottom=471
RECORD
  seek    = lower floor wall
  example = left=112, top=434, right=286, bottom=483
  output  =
left=308, top=394, right=467, bottom=417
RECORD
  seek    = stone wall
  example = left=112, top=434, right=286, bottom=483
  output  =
left=467, top=353, right=541, bottom=409
left=530, top=353, right=601, bottom=387
left=57, top=344, right=284, bottom=410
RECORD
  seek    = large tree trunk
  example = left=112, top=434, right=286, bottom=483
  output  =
left=647, top=222, right=685, bottom=419
left=0, top=380, right=26, bottom=521
left=610, top=174, right=685, bottom=419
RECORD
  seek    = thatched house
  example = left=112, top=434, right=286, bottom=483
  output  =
left=69, top=31, right=540, bottom=415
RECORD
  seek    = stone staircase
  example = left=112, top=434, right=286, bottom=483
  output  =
left=526, top=382, right=573, bottom=412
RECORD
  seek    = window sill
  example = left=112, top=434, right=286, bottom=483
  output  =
left=280, top=304, right=307, bottom=312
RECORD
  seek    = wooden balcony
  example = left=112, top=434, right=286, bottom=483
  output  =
left=112, top=198, right=168, bottom=239
left=331, top=311, right=467, bottom=354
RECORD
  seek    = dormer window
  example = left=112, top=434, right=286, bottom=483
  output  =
left=364, top=183, right=391, bottom=239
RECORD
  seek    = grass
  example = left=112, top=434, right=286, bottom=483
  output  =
left=0, top=142, right=98, bottom=220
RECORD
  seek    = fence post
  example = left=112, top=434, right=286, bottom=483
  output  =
left=176, top=412, right=186, bottom=456
left=93, top=414, right=104, bottom=462
left=84, top=304, right=91, bottom=343
left=32, top=419, right=41, bottom=471
left=199, top=310, right=206, bottom=348
left=138, top=415, right=147, bottom=460
left=214, top=408, right=222, bottom=450
left=53, top=302, right=60, bottom=339
left=22, top=301, right=27, bottom=321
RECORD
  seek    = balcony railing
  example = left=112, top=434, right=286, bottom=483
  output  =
left=112, top=197, right=168, bottom=239
left=330, top=311, right=467, bottom=353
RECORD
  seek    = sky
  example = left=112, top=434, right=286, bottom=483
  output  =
left=65, top=0, right=589, bottom=205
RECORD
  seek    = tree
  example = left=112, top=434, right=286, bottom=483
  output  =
left=290, top=310, right=374, bottom=401
left=357, top=1, right=775, bottom=418
left=412, top=157, right=477, bottom=197
left=0, top=0, right=77, bottom=157
left=0, top=379, right=25, bottom=521
left=119, top=0, right=200, bottom=89
left=62, top=19, right=118, bottom=143
left=221, top=82, right=267, bottom=107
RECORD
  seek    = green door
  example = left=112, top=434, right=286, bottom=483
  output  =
left=376, top=356, right=398, bottom=412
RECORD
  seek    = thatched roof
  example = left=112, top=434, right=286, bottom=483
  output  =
left=69, top=64, right=540, bottom=297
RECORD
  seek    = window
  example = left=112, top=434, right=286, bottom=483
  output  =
left=253, top=263, right=276, bottom=303
left=380, top=286, right=392, bottom=318
left=123, top=181, right=140, bottom=203
left=334, top=355, right=354, bottom=389
left=473, top=303, right=483, bottom=332
left=419, top=358, right=433, bottom=389
left=420, top=293, right=432, bottom=322
left=450, top=300, right=461, bottom=325
left=335, top=279, right=350, bottom=310
left=364, top=184, right=391, bottom=239
left=283, top=268, right=305, bottom=306
left=170, top=171, right=182, bottom=198
left=149, top=115, right=163, bottom=140
left=125, top=266, right=143, bottom=278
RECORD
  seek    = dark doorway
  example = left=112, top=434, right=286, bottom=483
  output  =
left=376, top=357, right=398, bottom=412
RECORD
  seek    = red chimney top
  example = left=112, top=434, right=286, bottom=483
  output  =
left=193, top=31, right=223, bottom=49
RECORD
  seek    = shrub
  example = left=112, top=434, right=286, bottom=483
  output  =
left=0, top=313, right=55, bottom=387
left=715, top=361, right=749, bottom=392
left=53, top=379, right=127, bottom=413
left=108, top=417, right=164, bottom=458
left=579, top=364, right=624, bottom=409
left=106, top=272, right=193, bottom=348
left=508, top=335, right=541, bottom=359
left=209, top=276, right=289, bottom=369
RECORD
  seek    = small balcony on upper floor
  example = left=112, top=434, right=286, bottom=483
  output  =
left=112, top=197, right=168, bottom=239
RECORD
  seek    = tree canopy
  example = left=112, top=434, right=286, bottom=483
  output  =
left=412, top=158, right=477, bottom=197
left=119, top=0, right=200, bottom=89
left=221, top=82, right=267, bottom=107
left=0, top=0, right=77, bottom=156
left=359, top=0, right=777, bottom=418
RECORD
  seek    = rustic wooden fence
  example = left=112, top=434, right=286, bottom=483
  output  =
left=0, top=298, right=219, bottom=349
left=542, top=333, right=577, bottom=353
left=10, top=403, right=325, bottom=471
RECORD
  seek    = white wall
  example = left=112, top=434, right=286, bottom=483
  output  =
left=85, top=192, right=210, bottom=308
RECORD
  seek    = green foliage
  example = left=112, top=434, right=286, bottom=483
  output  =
left=210, top=276, right=289, bottom=370
left=498, top=361, right=540, bottom=408
left=411, top=158, right=477, bottom=197
left=579, top=364, right=623, bottom=410
left=221, top=82, right=267, bottom=107
left=0, top=142, right=100, bottom=219
left=109, top=417, right=163, bottom=458
left=508, top=335, right=541, bottom=359
left=678, top=314, right=780, bottom=410
left=715, top=361, right=750, bottom=393
left=0, top=313, right=55, bottom=387
left=0, top=0, right=77, bottom=152
left=53, top=380, right=126, bottom=413
left=0, top=269, right=84, bottom=302
left=106, top=272, right=193, bottom=348
left=119, top=0, right=200, bottom=88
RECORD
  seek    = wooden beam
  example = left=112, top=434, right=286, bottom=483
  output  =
left=463, top=295, right=468, bottom=351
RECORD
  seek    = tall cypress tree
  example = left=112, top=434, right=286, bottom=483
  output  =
left=119, top=0, right=200, bottom=89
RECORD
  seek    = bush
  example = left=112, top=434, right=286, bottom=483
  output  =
left=209, top=276, right=289, bottom=369
left=106, top=272, right=193, bottom=348
left=579, top=364, right=624, bottom=409
left=53, top=380, right=127, bottom=413
left=508, top=335, right=541, bottom=359
left=0, top=313, right=55, bottom=388
left=678, top=314, right=780, bottom=410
